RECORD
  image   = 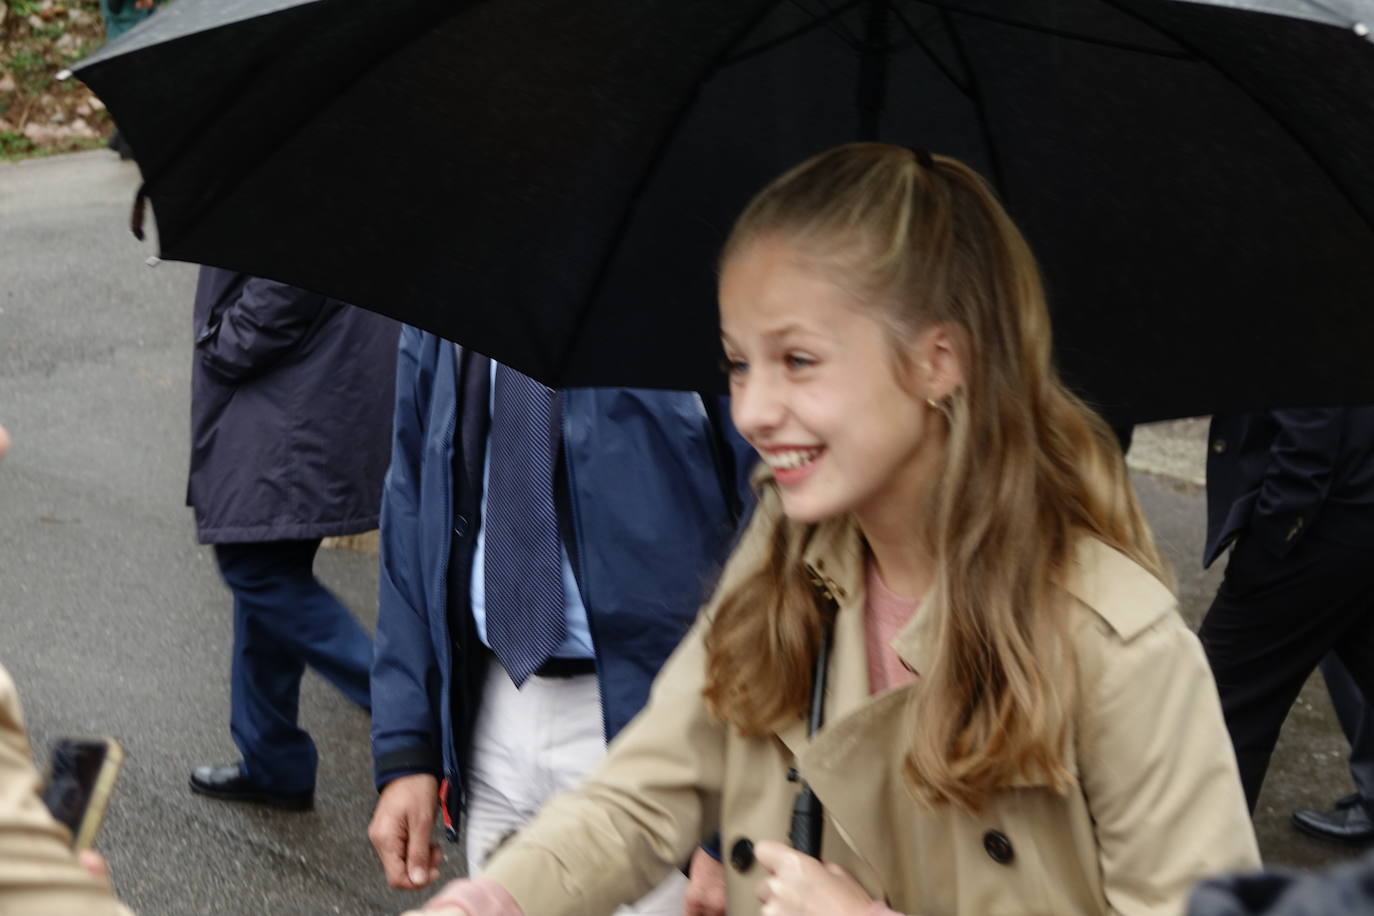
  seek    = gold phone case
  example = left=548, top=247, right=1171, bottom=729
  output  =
left=71, top=738, right=123, bottom=851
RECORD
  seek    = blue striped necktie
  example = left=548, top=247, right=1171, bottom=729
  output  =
left=483, top=363, right=566, bottom=686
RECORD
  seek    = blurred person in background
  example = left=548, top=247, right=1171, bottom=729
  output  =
left=366, top=330, right=748, bottom=915
left=97, top=0, right=157, bottom=159
left=186, top=268, right=398, bottom=812
left=0, top=665, right=134, bottom=915
left=1190, top=849, right=1374, bottom=915
left=1199, top=408, right=1374, bottom=815
left=0, top=424, right=134, bottom=914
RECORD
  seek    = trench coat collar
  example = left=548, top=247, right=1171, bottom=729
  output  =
left=796, top=514, right=1175, bottom=688
left=795, top=512, right=939, bottom=711
left=782, top=514, right=1174, bottom=778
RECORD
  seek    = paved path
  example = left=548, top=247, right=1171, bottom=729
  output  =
left=0, top=151, right=1361, bottom=914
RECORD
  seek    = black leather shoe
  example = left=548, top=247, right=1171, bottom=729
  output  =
left=189, top=763, right=313, bottom=812
left=1291, top=798, right=1374, bottom=844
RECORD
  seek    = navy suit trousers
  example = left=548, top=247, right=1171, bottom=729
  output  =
left=214, top=539, right=372, bottom=792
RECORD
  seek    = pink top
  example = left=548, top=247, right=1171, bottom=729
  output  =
left=864, top=561, right=921, bottom=695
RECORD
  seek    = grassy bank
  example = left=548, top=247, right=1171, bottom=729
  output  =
left=1, top=0, right=111, bottom=160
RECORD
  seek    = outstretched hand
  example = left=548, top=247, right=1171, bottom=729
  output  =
left=369, top=773, right=443, bottom=890
left=400, top=876, right=523, bottom=915
left=753, top=841, right=874, bottom=916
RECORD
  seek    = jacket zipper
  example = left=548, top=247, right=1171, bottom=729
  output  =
left=438, top=347, right=460, bottom=839
left=562, top=392, right=606, bottom=728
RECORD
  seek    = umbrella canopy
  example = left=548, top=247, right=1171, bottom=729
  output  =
left=1176, top=0, right=1373, bottom=33
left=73, top=0, right=1374, bottom=424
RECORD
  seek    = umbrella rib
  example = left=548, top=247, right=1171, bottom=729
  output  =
left=936, top=8, right=1009, bottom=195
left=1098, top=0, right=1374, bottom=231
left=554, top=1, right=788, bottom=386
left=807, top=0, right=864, bottom=46
left=721, top=0, right=867, bottom=66
left=917, top=0, right=1196, bottom=59
left=890, top=2, right=973, bottom=97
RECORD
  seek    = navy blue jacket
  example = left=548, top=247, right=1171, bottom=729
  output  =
left=187, top=267, right=399, bottom=544
left=1204, top=408, right=1374, bottom=568
left=369, top=327, right=751, bottom=828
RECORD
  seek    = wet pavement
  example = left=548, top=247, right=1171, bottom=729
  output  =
left=0, top=150, right=1367, bottom=915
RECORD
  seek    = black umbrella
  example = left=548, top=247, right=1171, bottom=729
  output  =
left=72, top=0, right=1374, bottom=424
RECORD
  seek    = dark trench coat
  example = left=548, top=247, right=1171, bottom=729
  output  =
left=186, top=267, right=399, bottom=544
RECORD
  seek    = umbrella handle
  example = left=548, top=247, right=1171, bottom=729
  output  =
left=788, top=784, right=824, bottom=857
left=789, top=624, right=832, bottom=857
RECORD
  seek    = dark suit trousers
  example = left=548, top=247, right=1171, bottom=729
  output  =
left=1199, top=533, right=1374, bottom=811
left=214, top=539, right=373, bottom=792
left=1320, top=653, right=1374, bottom=804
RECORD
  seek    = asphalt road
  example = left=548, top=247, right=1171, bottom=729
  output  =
left=0, top=150, right=1363, bottom=915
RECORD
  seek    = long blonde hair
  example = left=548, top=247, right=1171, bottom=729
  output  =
left=703, top=143, right=1165, bottom=811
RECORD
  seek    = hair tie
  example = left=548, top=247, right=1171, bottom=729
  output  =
left=909, top=147, right=934, bottom=169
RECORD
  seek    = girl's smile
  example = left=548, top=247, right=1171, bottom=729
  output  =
left=759, top=445, right=826, bottom=485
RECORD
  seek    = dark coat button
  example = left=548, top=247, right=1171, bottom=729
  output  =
left=983, top=830, right=1014, bottom=864
left=1212, top=438, right=1228, bottom=454
left=729, top=837, right=755, bottom=873
left=454, top=515, right=470, bottom=537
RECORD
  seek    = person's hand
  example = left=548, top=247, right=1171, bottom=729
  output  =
left=0, top=424, right=9, bottom=462
left=79, top=849, right=110, bottom=882
left=134, top=0, right=154, bottom=9
left=369, top=773, right=443, bottom=890
left=684, top=846, right=727, bottom=916
left=753, top=841, right=873, bottom=916
left=401, top=876, right=523, bottom=914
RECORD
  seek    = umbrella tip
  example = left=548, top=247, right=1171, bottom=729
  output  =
left=55, top=69, right=72, bottom=82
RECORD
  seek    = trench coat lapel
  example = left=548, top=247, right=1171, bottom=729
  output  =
left=797, top=686, right=922, bottom=887
left=774, top=518, right=871, bottom=759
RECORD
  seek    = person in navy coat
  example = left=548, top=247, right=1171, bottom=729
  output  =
left=186, top=267, right=399, bottom=810
left=366, top=329, right=749, bottom=910
left=1198, top=407, right=1374, bottom=822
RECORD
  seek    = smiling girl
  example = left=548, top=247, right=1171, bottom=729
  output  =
left=410, top=144, right=1259, bottom=916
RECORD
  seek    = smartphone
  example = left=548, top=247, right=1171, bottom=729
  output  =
left=41, top=737, right=123, bottom=850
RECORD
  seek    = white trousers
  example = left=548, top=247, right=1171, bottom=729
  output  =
left=465, top=662, right=688, bottom=916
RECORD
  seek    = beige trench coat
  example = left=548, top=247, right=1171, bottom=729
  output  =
left=482, top=501, right=1260, bottom=916
left=0, top=664, right=133, bottom=916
